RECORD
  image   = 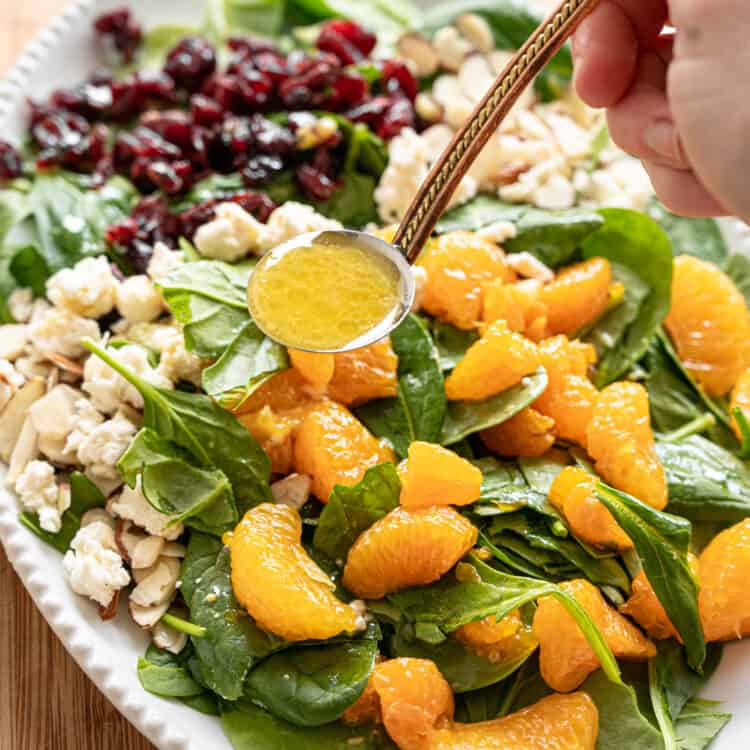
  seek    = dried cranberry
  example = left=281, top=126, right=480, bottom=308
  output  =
left=346, top=95, right=391, bottom=126
left=49, top=86, right=89, bottom=116
left=147, top=160, right=193, bottom=194
left=317, top=21, right=372, bottom=65
left=251, top=116, right=296, bottom=155
left=382, top=60, right=418, bottom=101
left=190, top=94, right=223, bottom=126
left=253, top=51, right=289, bottom=84
left=287, top=52, right=341, bottom=88
left=227, top=35, right=278, bottom=64
left=179, top=199, right=220, bottom=239
left=328, top=72, right=368, bottom=109
left=278, top=83, right=316, bottom=110
left=140, top=110, right=194, bottom=149
left=112, top=131, right=140, bottom=169
left=133, top=127, right=183, bottom=160
left=235, top=66, right=274, bottom=110
left=106, top=217, right=139, bottom=247
left=296, top=163, right=339, bottom=201
left=323, top=20, right=376, bottom=57
left=164, top=37, right=217, bottom=91
left=220, top=117, right=255, bottom=155
left=231, top=191, right=276, bottom=222
left=134, top=71, right=178, bottom=105
left=93, top=7, right=143, bottom=64
left=377, top=97, right=415, bottom=139
left=203, top=75, right=243, bottom=113
left=0, top=141, right=22, bottom=181
left=241, top=155, right=284, bottom=186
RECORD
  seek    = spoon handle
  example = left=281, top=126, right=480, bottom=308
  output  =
left=394, top=0, right=600, bottom=263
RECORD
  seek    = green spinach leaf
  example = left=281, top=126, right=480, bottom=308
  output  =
left=724, top=253, right=750, bottom=309
left=649, top=200, right=728, bottom=265
left=8, top=245, right=49, bottom=296
left=313, top=463, right=400, bottom=561
left=675, top=699, right=731, bottom=750
left=430, top=320, right=478, bottom=371
left=137, top=646, right=204, bottom=699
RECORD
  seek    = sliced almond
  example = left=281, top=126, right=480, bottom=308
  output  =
left=414, top=92, right=444, bottom=123
left=455, top=13, right=495, bottom=53
left=129, top=599, right=170, bottom=630
left=131, top=535, right=165, bottom=570
left=161, top=542, right=187, bottom=559
left=80, top=508, right=115, bottom=529
left=397, top=32, right=439, bottom=77
left=271, top=473, right=312, bottom=510
left=0, top=377, right=45, bottom=462
left=458, top=53, right=494, bottom=103
left=152, top=622, right=189, bottom=654
left=29, top=385, right=80, bottom=441
left=87, top=472, right=123, bottom=499
left=0, top=325, right=29, bottom=361
left=99, top=589, right=121, bottom=621
left=6, top=417, right=39, bottom=486
left=114, top=518, right=146, bottom=562
left=42, top=351, right=84, bottom=378
left=38, top=433, right=77, bottom=466
left=130, top=558, right=180, bottom=607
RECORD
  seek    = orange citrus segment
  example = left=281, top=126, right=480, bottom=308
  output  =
left=399, top=441, right=483, bottom=510
left=445, top=320, right=540, bottom=401
left=730, top=368, right=750, bottom=440
left=533, top=579, right=655, bottom=692
left=227, top=504, right=359, bottom=641
left=327, top=339, right=399, bottom=406
left=342, top=507, right=478, bottom=599
left=453, top=610, right=538, bottom=664
left=293, top=400, right=395, bottom=501
left=480, top=407, right=556, bottom=458
left=288, top=349, right=335, bottom=390
left=699, top=518, right=750, bottom=642
left=418, top=232, right=515, bottom=330
left=664, top=255, right=750, bottom=396
left=586, top=382, right=667, bottom=509
left=428, top=692, right=599, bottom=750
left=540, top=258, right=612, bottom=336
left=548, top=467, right=632, bottom=552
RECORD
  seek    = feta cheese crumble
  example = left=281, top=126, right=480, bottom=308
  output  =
left=46, top=256, right=119, bottom=319
left=14, top=460, right=69, bottom=533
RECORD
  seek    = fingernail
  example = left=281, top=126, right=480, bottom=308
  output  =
left=644, top=120, right=686, bottom=166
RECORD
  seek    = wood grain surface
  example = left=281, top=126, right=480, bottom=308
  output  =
left=0, top=2, right=155, bottom=748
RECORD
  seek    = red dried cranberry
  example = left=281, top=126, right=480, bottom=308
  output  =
left=382, top=59, right=418, bottom=101
left=179, top=199, right=220, bottom=239
left=93, top=7, right=143, bottom=64
left=49, top=86, right=89, bottom=116
left=323, top=20, right=376, bottom=57
left=91, top=155, right=114, bottom=186
left=130, top=156, right=155, bottom=192
left=220, top=117, right=255, bottom=155
left=146, top=160, right=193, bottom=194
left=203, top=75, right=243, bottom=113
left=140, top=110, right=194, bottom=149
left=106, top=217, right=139, bottom=247
left=377, top=97, right=415, bottom=139
left=253, top=51, right=289, bottom=84
left=296, top=163, right=339, bottom=201
left=190, top=94, right=223, bottom=126
left=134, top=71, right=178, bottom=105
left=231, top=191, right=276, bottom=222
left=241, top=155, right=284, bottom=186
left=133, top=127, right=183, bottom=160
left=346, top=95, right=391, bottom=126
left=164, top=37, right=217, bottom=91
left=227, top=35, right=278, bottom=64
left=279, top=83, right=315, bottom=110
left=235, top=66, right=274, bottom=110
left=112, top=131, right=140, bottom=169
left=251, top=116, right=296, bottom=155
left=0, top=141, right=22, bottom=181
left=328, top=72, right=368, bottom=109
left=317, top=21, right=371, bottom=65
left=288, top=52, right=341, bottom=87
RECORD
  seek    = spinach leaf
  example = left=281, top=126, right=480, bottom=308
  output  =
left=435, top=196, right=525, bottom=235
left=388, top=558, right=621, bottom=685
left=441, top=366, right=547, bottom=445
left=0, top=187, right=30, bottom=245
left=724, top=253, right=750, bottom=309
left=202, top=320, right=288, bottom=410
left=596, top=483, right=705, bottom=668
left=430, top=320, right=478, bottom=371
left=223, top=0, right=285, bottom=37
left=519, top=451, right=570, bottom=494
left=221, top=700, right=395, bottom=750
left=356, top=314, right=446, bottom=458
left=392, top=621, right=536, bottom=693
left=158, top=260, right=253, bottom=358
left=246, top=641, right=377, bottom=727
left=657, top=436, right=750, bottom=522
left=286, top=0, right=418, bottom=35
left=8, top=245, right=49, bottom=296
left=675, top=700, right=731, bottom=750
left=85, top=340, right=272, bottom=511
left=581, top=208, right=673, bottom=385
left=182, top=537, right=283, bottom=700
left=313, top=463, right=400, bottom=561
left=119, top=428, right=193, bottom=486
left=316, top=171, right=380, bottom=227
left=650, top=657, right=680, bottom=750
left=649, top=200, right=728, bottom=265
left=69, top=471, right=106, bottom=516
left=137, top=646, right=204, bottom=699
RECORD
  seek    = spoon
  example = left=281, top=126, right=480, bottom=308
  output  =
left=248, top=0, right=600, bottom=353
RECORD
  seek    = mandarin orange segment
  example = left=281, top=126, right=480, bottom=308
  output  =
left=548, top=467, right=632, bottom=552
left=533, top=579, right=655, bottom=692
left=481, top=278, right=527, bottom=332
left=699, top=518, right=750, bottom=642
left=235, top=367, right=318, bottom=415
left=399, top=441, right=483, bottom=510
left=586, top=382, right=667, bottom=509
left=372, top=658, right=455, bottom=750
left=341, top=676, right=382, bottom=726
left=453, top=610, right=538, bottom=664
left=428, top=692, right=599, bottom=750
left=730, top=369, right=750, bottom=440
left=288, top=349, right=335, bottom=390
left=444, top=320, right=540, bottom=401
left=342, top=507, right=478, bottom=599
left=227, top=504, right=360, bottom=641
left=480, top=407, right=556, bottom=458
left=418, top=232, right=515, bottom=330
left=327, top=339, right=399, bottom=406
left=293, top=400, right=395, bottom=501
left=540, top=258, right=611, bottom=335
left=664, top=256, right=750, bottom=396
left=533, top=336, right=598, bottom=446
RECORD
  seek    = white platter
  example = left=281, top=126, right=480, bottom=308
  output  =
left=0, top=2, right=749, bottom=749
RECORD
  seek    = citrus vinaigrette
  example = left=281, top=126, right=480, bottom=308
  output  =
left=247, top=234, right=406, bottom=351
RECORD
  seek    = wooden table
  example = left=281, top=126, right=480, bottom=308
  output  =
left=0, top=2, right=155, bottom=748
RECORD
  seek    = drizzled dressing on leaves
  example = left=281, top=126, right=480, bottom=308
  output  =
left=247, top=235, right=404, bottom=351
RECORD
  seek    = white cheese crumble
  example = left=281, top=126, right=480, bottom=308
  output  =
left=146, top=242, right=184, bottom=284
left=14, top=460, right=69, bottom=534
left=115, top=275, right=164, bottom=324
left=76, top=411, right=137, bottom=481
left=257, top=202, right=342, bottom=254
left=29, top=308, right=100, bottom=359
left=194, top=202, right=264, bottom=261
left=46, top=256, right=119, bottom=319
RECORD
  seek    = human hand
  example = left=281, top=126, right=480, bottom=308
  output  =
left=572, top=0, right=750, bottom=221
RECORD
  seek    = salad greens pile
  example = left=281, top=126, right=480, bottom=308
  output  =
left=3, top=1, right=748, bottom=749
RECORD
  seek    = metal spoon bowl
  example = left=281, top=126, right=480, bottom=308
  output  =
left=249, top=0, right=600, bottom=352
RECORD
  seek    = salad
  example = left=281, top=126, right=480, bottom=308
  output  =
left=1, top=1, right=749, bottom=748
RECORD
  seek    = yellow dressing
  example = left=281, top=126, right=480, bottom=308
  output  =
left=248, top=238, right=403, bottom=351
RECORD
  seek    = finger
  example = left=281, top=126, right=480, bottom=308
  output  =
left=643, top=160, right=728, bottom=217
left=572, top=0, right=668, bottom=107
left=606, top=50, right=690, bottom=171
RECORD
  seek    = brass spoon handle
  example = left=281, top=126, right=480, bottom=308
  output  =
left=394, top=0, right=600, bottom=263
